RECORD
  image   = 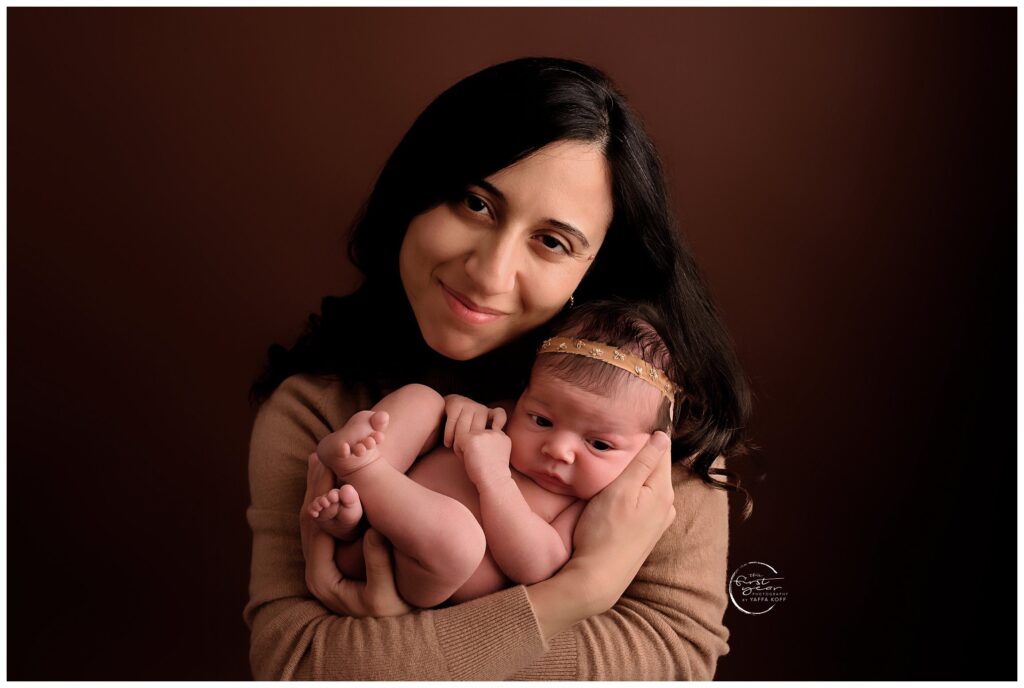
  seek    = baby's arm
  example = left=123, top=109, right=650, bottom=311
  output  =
left=458, top=428, right=578, bottom=585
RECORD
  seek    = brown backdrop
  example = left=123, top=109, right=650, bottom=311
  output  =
left=8, top=8, right=1015, bottom=680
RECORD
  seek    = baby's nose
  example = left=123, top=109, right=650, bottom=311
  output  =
left=542, top=438, right=575, bottom=464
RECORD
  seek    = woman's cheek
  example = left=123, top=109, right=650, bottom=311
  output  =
left=520, top=266, right=575, bottom=322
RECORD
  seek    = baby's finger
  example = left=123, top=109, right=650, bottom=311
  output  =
left=443, top=411, right=459, bottom=448
left=470, top=408, right=488, bottom=433
left=455, top=409, right=474, bottom=444
left=489, top=407, right=507, bottom=432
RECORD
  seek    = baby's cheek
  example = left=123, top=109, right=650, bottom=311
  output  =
left=507, top=443, right=529, bottom=474
left=601, top=457, right=634, bottom=488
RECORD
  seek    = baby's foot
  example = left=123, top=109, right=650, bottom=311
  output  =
left=316, top=410, right=390, bottom=479
left=308, top=484, right=365, bottom=541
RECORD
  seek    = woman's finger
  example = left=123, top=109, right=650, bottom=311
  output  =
left=610, top=431, right=671, bottom=495
left=643, top=432, right=673, bottom=490
left=306, top=518, right=339, bottom=582
left=306, top=451, right=331, bottom=493
left=362, top=529, right=412, bottom=617
left=640, top=434, right=676, bottom=527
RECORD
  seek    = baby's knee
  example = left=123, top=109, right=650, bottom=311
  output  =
left=391, top=383, right=445, bottom=415
left=429, top=509, right=487, bottom=581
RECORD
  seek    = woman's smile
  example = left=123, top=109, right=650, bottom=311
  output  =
left=439, top=280, right=510, bottom=325
left=399, top=139, right=613, bottom=361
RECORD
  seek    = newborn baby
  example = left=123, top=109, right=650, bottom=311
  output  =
left=306, top=300, right=680, bottom=608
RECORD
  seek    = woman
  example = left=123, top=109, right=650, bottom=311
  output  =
left=245, top=57, right=751, bottom=680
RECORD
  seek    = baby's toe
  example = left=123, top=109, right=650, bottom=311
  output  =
left=369, top=411, right=389, bottom=432
left=338, top=484, right=359, bottom=507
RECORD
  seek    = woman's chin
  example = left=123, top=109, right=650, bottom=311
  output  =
left=422, top=329, right=503, bottom=362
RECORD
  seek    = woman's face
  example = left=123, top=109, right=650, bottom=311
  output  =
left=399, top=140, right=614, bottom=361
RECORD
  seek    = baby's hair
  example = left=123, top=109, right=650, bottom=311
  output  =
left=533, top=299, right=679, bottom=433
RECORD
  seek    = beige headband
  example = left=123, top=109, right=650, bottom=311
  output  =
left=537, top=336, right=680, bottom=415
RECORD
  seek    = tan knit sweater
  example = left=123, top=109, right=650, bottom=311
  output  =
left=244, top=373, right=731, bottom=680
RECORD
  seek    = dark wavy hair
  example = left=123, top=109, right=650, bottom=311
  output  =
left=533, top=299, right=680, bottom=434
left=249, top=57, right=755, bottom=518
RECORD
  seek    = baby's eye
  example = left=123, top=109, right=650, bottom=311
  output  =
left=534, top=233, right=571, bottom=255
left=589, top=439, right=613, bottom=452
left=528, top=414, right=552, bottom=428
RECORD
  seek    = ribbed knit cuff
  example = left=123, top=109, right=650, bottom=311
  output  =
left=432, top=585, right=548, bottom=680
left=510, top=631, right=577, bottom=681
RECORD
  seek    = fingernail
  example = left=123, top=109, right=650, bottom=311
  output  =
left=651, top=431, right=670, bottom=451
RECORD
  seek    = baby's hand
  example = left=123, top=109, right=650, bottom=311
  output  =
left=443, top=394, right=507, bottom=452
left=458, top=428, right=513, bottom=490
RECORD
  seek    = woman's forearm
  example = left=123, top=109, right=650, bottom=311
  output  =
left=524, top=559, right=605, bottom=640
left=517, top=480, right=732, bottom=680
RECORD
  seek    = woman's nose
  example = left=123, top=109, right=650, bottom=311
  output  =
left=463, top=232, right=518, bottom=296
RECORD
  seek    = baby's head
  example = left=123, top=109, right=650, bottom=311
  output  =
left=505, top=300, right=680, bottom=499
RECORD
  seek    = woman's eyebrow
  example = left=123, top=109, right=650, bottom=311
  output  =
left=475, top=179, right=592, bottom=249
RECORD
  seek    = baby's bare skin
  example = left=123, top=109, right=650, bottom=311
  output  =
left=308, top=369, right=659, bottom=608
left=313, top=387, right=493, bottom=608
left=307, top=410, right=384, bottom=540
left=307, top=483, right=364, bottom=541
left=405, top=442, right=581, bottom=603
left=311, top=403, right=581, bottom=606
left=309, top=386, right=582, bottom=607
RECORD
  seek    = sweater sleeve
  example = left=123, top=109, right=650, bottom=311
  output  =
left=511, top=463, right=732, bottom=680
left=243, top=374, right=550, bottom=680
left=243, top=374, right=730, bottom=680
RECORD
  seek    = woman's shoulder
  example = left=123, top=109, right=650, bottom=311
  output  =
left=248, top=374, right=374, bottom=498
left=669, top=456, right=729, bottom=525
left=255, top=373, right=373, bottom=435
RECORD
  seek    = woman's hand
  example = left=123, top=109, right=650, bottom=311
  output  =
left=569, top=431, right=676, bottom=611
left=300, top=451, right=412, bottom=618
left=527, top=432, right=676, bottom=637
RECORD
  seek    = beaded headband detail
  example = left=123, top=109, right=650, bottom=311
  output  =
left=537, top=337, right=680, bottom=412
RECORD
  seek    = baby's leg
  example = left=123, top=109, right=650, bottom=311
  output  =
left=317, top=384, right=445, bottom=479
left=308, top=484, right=364, bottom=541
left=311, top=385, right=444, bottom=551
left=324, top=422, right=486, bottom=608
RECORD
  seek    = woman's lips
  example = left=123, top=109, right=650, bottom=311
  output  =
left=439, top=282, right=507, bottom=325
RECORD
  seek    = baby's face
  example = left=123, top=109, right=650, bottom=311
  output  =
left=505, top=367, right=662, bottom=499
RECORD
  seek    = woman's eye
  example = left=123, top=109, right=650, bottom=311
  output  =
left=529, top=414, right=552, bottom=428
left=589, top=439, right=612, bottom=452
left=535, top=234, right=571, bottom=255
left=462, top=193, right=491, bottom=217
